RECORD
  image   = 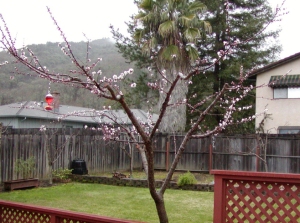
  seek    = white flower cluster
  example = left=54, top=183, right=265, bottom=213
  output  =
left=97, top=69, right=134, bottom=87
left=147, top=82, right=159, bottom=90
left=101, top=125, right=121, bottom=141
left=239, top=115, right=256, bottom=123
left=178, top=72, right=187, bottom=79
left=0, top=61, right=8, bottom=67
left=39, top=125, right=47, bottom=132
left=217, top=50, right=225, bottom=58
left=103, top=106, right=111, bottom=110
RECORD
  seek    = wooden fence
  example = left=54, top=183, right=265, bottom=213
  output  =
left=0, top=128, right=143, bottom=182
left=213, top=134, right=300, bottom=173
left=1, top=129, right=300, bottom=182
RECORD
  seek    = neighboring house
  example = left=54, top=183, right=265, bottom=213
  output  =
left=250, top=52, right=300, bottom=134
left=0, top=101, right=157, bottom=129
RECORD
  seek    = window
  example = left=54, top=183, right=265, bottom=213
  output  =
left=288, top=88, right=300, bottom=98
left=278, top=126, right=300, bottom=134
left=274, top=87, right=300, bottom=99
left=269, top=75, right=300, bottom=99
left=274, top=88, right=287, bottom=98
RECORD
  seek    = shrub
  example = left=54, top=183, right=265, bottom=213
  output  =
left=53, top=168, right=72, bottom=180
left=15, top=156, right=36, bottom=179
left=177, top=171, right=197, bottom=186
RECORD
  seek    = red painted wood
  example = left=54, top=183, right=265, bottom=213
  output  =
left=213, top=174, right=225, bottom=223
left=210, top=170, right=300, bottom=223
left=0, top=200, right=144, bottom=223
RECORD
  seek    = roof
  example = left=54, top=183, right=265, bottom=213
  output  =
left=0, top=101, right=158, bottom=125
left=249, top=52, right=300, bottom=77
left=269, top=75, right=300, bottom=88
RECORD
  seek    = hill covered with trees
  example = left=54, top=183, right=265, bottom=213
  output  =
left=0, top=38, right=134, bottom=109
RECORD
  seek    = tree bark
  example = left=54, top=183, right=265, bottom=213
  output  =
left=48, top=163, right=53, bottom=185
left=44, top=134, right=53, bottom=185
left=145, top=142, right=170, bottom=222
left=136, top=146, right=148, bottom=176
left=154, top=195, right=169, bottom=223
left=158, top=72, right=188, bottom=133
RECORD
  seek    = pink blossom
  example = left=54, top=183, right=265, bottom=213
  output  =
left=128, top=68, right=134, bottom=74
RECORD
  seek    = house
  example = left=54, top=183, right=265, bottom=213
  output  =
left=250, top=52, right=300, bottom=134
left=0, top=101, right=158, bottom=129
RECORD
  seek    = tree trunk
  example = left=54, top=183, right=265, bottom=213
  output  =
left=44, top=134, right=53, bottom=185
left=148, top=162, right=169, bottom=223
left=154, top=195, right=169, bottom=223
left=264, top=134, right=268, bottom=172
left=48, top=163, right=53, bottom=185
left=136, top=146, right=148, bottom=176
left=158, top=71, right=188, bottom=132
left=146, top=143, right=170, bottom=223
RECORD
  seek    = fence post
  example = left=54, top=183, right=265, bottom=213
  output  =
left=213, top=174, right=225, bottom=223
left=209, top=144, right=212, bottom=172
left=166, top=137, right=170, bottom=171
left=50, top=214, right=56, bottom=223
left=0, top=201, right=3, bottom=222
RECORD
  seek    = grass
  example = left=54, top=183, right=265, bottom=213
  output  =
left=0, top=182, right=214, bottom=223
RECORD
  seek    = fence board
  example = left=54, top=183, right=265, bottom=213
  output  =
left=1, top=130, right=300, bottom=182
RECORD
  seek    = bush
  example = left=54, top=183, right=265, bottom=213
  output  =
left=15, top=156, right=36, bottom=179
left=177, top=171, right=197, bottom=186
left=53, top=168, right=72, bottom=180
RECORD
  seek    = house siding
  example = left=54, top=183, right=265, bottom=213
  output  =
left=0, top=117, right=86, bottom=129
left=256, top=58, right=300, bottom=133
left=0, top=102, right=157, bottom=129
left=0, top=118, right=18, bottom=128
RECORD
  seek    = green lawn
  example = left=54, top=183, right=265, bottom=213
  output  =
left=0, top=182, right=213, bottom=223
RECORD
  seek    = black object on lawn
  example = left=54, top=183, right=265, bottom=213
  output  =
left=71, top=159, right=88, bottom=175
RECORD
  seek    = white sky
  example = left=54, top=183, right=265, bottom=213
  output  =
left=0, top=0, right=137, bottom=45
left=0, top=0, right=298, bottom=59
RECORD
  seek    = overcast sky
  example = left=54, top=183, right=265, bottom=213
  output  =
left=0, top=0, right=298, bottom=59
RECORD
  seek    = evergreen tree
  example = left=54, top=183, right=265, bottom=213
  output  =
left=187, top=0, right=281, bottom=133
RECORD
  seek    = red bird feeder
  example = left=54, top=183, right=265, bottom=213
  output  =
left=44, top=93, right=53, bottom=111
left=45, top=93, right=53, bottom=105
left=44, top=105, right=53, bottom=110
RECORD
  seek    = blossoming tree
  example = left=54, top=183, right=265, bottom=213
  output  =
left=0, top=1, right=283, bottom=222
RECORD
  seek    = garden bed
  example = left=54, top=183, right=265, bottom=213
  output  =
left=69, top=174, right=214, bottom=192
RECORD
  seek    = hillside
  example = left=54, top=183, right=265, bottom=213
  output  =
left=0, top=38, right=133, bottom=109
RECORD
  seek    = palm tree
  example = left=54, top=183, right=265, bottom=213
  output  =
left=113, top=0, right=211, bottom=132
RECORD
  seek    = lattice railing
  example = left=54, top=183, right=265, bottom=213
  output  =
left=1, top=207, right=51, bottom=222
left=0, top=200, right=143, bottom=223
left=211, top=170, right=300, bottom=223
